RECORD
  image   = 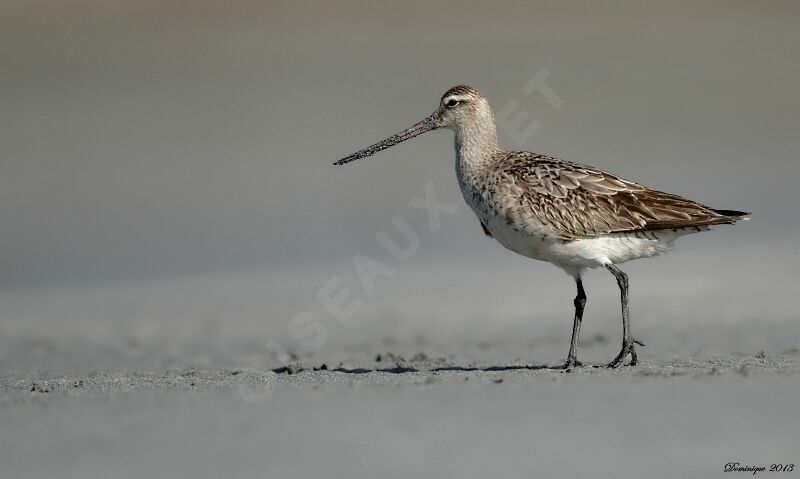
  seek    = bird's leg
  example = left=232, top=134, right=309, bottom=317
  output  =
left=604, top=264, right=644, bottom=367
left=564, top=277, right=586, bottom=369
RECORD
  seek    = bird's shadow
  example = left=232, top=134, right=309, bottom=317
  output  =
left=325, top=364, right=558, bottom=374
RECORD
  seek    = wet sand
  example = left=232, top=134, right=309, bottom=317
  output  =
left=2, top=251, right=799, bottom=477
left=2, top=346, right=799, bottom=478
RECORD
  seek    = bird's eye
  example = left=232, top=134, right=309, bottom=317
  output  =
left=446, top=99, right=459, bottom=108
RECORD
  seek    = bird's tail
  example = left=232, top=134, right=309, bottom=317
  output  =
left=713, top=209, right=751, bottom=222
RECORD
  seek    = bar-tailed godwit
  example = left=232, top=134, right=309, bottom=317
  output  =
left=335, top=85, right=748, bottom=369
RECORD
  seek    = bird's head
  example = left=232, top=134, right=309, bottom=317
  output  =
left=334, top=85, right=493, bottom=166
left=433, top=85, right=492, bottom=131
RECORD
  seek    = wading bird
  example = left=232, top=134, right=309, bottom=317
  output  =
left=335, top=85, right=748, bottom=368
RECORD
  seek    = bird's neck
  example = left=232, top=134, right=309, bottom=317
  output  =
left=454, top=109, right=500, bottom=178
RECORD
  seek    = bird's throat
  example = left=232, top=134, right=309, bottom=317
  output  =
left=454, top=110, right=499, bottom=173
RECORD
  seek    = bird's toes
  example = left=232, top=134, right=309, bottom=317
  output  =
left=563, top=358, right=584, bottom=370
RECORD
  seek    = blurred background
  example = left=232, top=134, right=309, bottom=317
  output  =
left=1, top=0, right=798, bottom=371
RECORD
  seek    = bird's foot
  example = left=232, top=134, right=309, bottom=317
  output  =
left=605, top=339, right=645, bottom=368
left=563, top=356, right=584, bottom=371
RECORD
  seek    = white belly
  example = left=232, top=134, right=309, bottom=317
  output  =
left=484, top=216, right=702, bottom=276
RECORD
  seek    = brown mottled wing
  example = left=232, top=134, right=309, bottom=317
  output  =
left=493, top=153, right=741, bottom=240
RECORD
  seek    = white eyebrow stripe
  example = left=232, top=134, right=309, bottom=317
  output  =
left=444, top=95, right=470, bottom=103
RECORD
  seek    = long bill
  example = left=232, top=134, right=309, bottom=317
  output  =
left=334, top=113, right=438, bottom=165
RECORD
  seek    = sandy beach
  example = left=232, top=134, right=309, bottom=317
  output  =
left=2, top=254, right=799, bottom=478
left=2, top=353, right=799, bottom=478
left=2, top=1, right=799, bottom=477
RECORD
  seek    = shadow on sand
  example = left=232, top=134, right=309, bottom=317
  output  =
left=276, top=364, right=560, bottom=375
